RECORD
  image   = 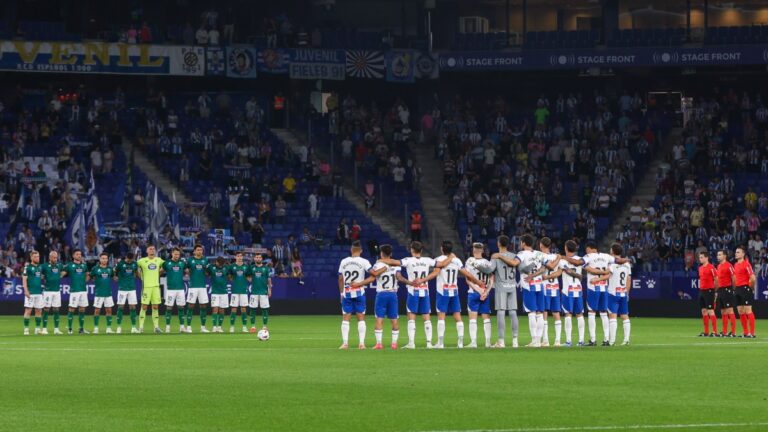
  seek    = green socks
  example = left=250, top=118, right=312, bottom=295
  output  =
left=94, top=315, right=100, bottom=327
left=67, top=312, right=74, bottom=330
left=165, top=310, right=172, bottom=325
left=42, top=310, right=49, bottom=327
left=178, top=308, right=185, bottom=325
left=200, top=308, right=207, bottom=325
left=78, top=312, right=85, bottom=329
left=23, top=318, right=29, bottom=329
left=53, top=312, right=60, bottom=328
left=106, top=316, right=113, bottom=326
left=230, top=313, right=236, bottom=326
left=241, top=311, right=248, bottom=326
left=250, top=309, right=257, bottom=325
left=262, top=308, right=269, bottom=326
left=186, top=307, right=194, bottom=326
left=116, top=308, right=124, bottom=325
left=130, top=309, right=137, bottom=326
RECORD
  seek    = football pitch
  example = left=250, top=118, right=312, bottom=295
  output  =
left=0, top=316, right=765, bottom=432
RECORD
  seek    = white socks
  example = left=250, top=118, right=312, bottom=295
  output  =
left=357, top=321, right=366, bottom=345
left=424, top=320, right=433, bottom=345
left=623, top=319, right=631, bottom=343
left=609, top=318, right=617, bottom=345
left=554, top=320, right=562, bottom=345
left=577, top=315, right=585, bottom=343
left=564, top=316, right=573, bottom=344
left=469, top=319, right=478, bottom=344
left=483, top=319, right=491, bottom=346
left=407, top=320, right=416, bottom=345
left=456, top=321, right=464, bottom=347
left=341, top=321, right=350, bottom=345
left=588, top=313, right=597, bottom=343
left=536, top=313, right=544, bottom=344
left=528, top=313, right=537, bottom=341
left=392, top=330, right=399, bottom=344
left=542, top=321, right=550, bottom=344
left=600, top=312, right=609, bottom=342
left=437, top=319, right=445, bottom=345
left=375, top=329, right=383, bottom=344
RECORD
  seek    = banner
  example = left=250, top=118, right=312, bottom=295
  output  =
left=226, top=46, right=257, bottom=78
left=289, top=49, right=345, bottom=80
left=386, top=50, right=415, bottom=83
left=256, top=48, right=290, bottom=74
left=345, top=50, right=384, bottom=79
left=0, top=40, right=198, bottom=75
left=439, top=45, right=768, bottom=72
left=170, top=46, right=205, bottom=76
left=206, top=47, right=225, bottom=76
left=414, top=51, right=439, bottom=79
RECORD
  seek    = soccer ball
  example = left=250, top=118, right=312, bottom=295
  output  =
left=257, top=329, right=270, bottom=341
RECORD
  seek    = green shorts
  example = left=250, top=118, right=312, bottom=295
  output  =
left=141, top=286, right=162, bottom=305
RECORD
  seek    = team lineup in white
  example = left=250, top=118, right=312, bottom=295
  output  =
left=337, top=235, right=632, bottom=349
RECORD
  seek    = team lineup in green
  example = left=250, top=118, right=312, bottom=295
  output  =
left=21, top=244, right=273, bottom=337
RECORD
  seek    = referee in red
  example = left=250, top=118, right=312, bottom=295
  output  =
left=733, top=246, right=756, bottom=338
left=716, top=250, right=737, bottom=337
left=697, top=251, right=718, bottom=337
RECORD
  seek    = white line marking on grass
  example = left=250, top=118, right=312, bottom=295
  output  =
left=417, top=421, right=768, bottom=432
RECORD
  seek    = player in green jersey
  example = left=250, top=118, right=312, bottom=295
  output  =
left=114, top=253, right=139, bottom=333
left=22, top=251, right=44, bottom=335
left=249, top=254, right=272, bottom=333
left=64, top=249, right=90, bottom=335
left=137, top=245, right=165, bottom=333
left=162, top=248, right=188, bottom=333
left=207, top=256, right=230, bottom=333
left=90, top=252, right=115, bottom=334
left=41, top=251, right=65, bottom=335
left=228, top=252, right=251, bottom=333
left=184, top=244, right=210, bottom=333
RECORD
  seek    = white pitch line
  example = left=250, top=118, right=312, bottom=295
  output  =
left=417, top=421, right=768, bottom=432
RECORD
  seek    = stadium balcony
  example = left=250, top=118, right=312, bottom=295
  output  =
left=523, top=30, right=601, bottom=50
left=607, top=28, right=686, bottom=47
left=703, top=25, right=768, bottom=45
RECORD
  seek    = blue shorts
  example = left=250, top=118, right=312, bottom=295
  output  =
left=561, top=293, right=584, bottom=315
left=467, top=291, right=491, bottom=314
left=436, top=293, right=461, bottom=314
left=406, top=293, right=431, bottom=315
left=341, top=295, right=366, bottom=315
left=586, top=290, right=609, bottom=312
left=522, top=290, right=544, bottom=313
left=607, top=295, right=629, bottom=315
left=544, top=293, right=561, bottom=313
left=374, top=292, right=398, bottom=319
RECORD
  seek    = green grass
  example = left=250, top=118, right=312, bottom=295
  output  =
left=0, top=315, right=766, bottom=432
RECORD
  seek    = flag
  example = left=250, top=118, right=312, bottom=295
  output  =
left=345, top=50, right=384, bottom=79
left=65, top=202, right=86, bottom=250
left=386, top=50, right=415, bottom=83
left=171, top=190, right=180, bottom=239
left=146, top=184, right=169, bottom=241
left=414, top=51, right=439, bottom=79
left=84, top=170, right=99, bottom=236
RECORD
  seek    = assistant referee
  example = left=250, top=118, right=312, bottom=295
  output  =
left=697, top=251, right=717, bottom=337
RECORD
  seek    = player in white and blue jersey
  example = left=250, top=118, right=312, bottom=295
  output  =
left=464, top=243, right=493, bottom=348
left=538, top=237, right=562, bottom=347
left=352, top=244, right=401, bottom=350
left=337, top=241, right=377, bottom=349
left=376, top=241, right=453, bottom=349
left=417, top=241, right=485, bottom=349
left=606, top=243, right=632, bottom=346
left=561, top=241, right=626, bottom=346
left=559, top=240, right=586, bottom=346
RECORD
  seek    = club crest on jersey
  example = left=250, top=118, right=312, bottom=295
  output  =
left=148, top=264, right=157, bottom=270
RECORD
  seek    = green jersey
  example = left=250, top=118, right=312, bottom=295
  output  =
left=187, top=257, right=208, bottom=288
left=90, top=265, right=114, bottom=297
left=24, top=264, right=43, bottom=295
left=250, top=264, right=271, bottom=295
left=65, top=261, right=89, bottom=293
left=114, top=260, right=138, bottom=291
left=137, top=257, right=164, bottom=288
left=162, top=260, right=187, bottom=290
left=207, top=264, right=229, bottom=294
left=40, top=262, right=64, bottom=292
left=228, top=264, right=251, bottom=294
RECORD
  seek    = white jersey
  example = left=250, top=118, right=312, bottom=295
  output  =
left=465, top=257, right=492, bottom=293
left=372, top=262, right=400, bottom=293
left=435, top=255, right=463, bottom=297
left=400, top=256, right=435, bottom=297
left=338, top=256, right=372, bottom=298
left=543, top=253, right=560, bottom=297
left=608, top=262, right=632, bottom=297
left=517, top=249, right=546, bottom=291
left=559, top=255, right=583, bottom=297
left=582, top=252, right=615, bottom=292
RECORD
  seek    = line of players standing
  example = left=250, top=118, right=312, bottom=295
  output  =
left=337, top=234, right=633, bottom=350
